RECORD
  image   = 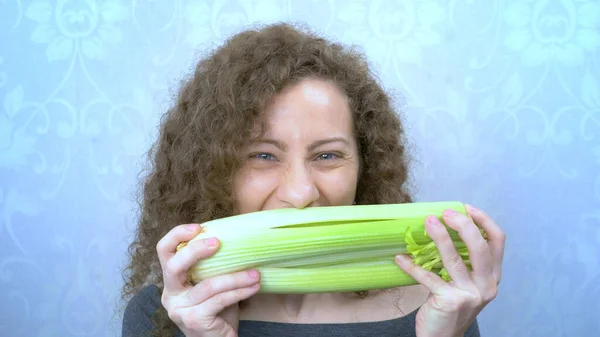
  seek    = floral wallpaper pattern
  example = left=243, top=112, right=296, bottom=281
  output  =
left=0, top=0, right=598, bottom=336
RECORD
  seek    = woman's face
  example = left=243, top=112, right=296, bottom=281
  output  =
left=232, top=78, right=360, bottom=213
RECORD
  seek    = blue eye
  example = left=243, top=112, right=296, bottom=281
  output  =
left=254, top=153, right=276, bottom=161
left=317, top=153, right=338, bottom=160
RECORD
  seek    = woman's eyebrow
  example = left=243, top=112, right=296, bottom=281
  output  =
left=252, top=136, right=349, bottom=152
left=308, top=137, right=349, bottom=151
left=253, top=138, right=287, bottom=151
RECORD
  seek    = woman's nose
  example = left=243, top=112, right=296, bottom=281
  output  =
left=277, top=164, right=320, bottom=209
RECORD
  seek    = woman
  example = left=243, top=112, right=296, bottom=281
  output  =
left=121, top=23, right=505, bottom=337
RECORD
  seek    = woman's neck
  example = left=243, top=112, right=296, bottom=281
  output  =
left=241, top=292, right=356, bottom=323
left=239, top=285, right=429, bottom=324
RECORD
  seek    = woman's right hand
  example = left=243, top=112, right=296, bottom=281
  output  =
left=157, top=224, right=261, bottom=337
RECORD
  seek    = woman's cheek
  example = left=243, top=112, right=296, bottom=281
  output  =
left=315, top=166, right=358, bottom=205
left=234, top=167, right=281, bottom=213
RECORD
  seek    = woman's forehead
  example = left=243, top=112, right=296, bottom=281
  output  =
left=262, top=79, right=352, bottom=131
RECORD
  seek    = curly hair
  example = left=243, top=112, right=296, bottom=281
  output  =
left=121, top=22, right=413, bottom=336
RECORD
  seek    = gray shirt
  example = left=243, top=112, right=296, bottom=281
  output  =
left=122, top=285, right=481, bottom=337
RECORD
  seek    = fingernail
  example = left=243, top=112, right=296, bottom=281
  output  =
left=248, top=270, right=260, bottom=280
left=426, top=215, right=440, bottom=228
left=425, top=216, right=440, bottom=235
left=443, top=209, right=457, bottom=217
left=187, top=224, right=199, bottom=231
left=466, top=204, right=480, bottom=215
left=205, top=237, right=219, bottom=247
left=395, top=254, right=412, bottom=266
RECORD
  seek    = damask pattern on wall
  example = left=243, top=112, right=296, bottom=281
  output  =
left=0, top=1, right=598, bottom=336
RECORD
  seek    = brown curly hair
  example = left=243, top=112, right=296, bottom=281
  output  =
left=121, top=22, right=413, bottom=336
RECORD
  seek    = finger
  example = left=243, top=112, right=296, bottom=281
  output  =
left=466, top=204, right=506, bottom=283
left=185, top=269, right=261, bottom=306
left=164, top=237, right=221, bottom=292
left=395, top=254, right=450, bottom=294
left=425, top=215, right=473, bottom=287
left=156, top=224, right=202, bottom=267
left=197, top=283, right=261, bottom=317
left=442, top=209, right=494, bottom=282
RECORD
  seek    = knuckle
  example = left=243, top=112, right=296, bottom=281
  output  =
left=161, top=291, right=170, bottom=306
left=191, top=239, right=204, bottom=251
left=164, top=260, right=177, bottom=276
left=161, top=296, right=169, bottom=311
left=229, top=272, right=249, bottom=290
left=476, top=240, right=491, bottom=256
left=200, top=279, right=215, bottom=296
left=191, top=240, right=212, bottom=258
left=212, top=293, right=227, bottom=308
left=448, top=253, right=465, bottom=270
left=191, top=240, right=206, bottom=252
left=482, top=283, right=499, bottom=303
left=156, top=238, right=167, bottom=254
left=473, top=292, right=484, bottom=306
left=234, top=287, right=251, bottom=301
left=481, top=292, right=496, bottom=304
left=453, top=216, right=470, bottom=229
left=424, top=271, right=439, bottom=285
left=499, top=231, right=507, bottom=243
left=166, top=306, right=181, bottom=323
left=466, top=295, right=483, bottom=309
left=167, top=311, right=179, bottom=324
left=450, top=292, right=479, bottom=310
left=180, top=311, right=199, bottom=329
left=455, top=294, right=471, bottom=309
left=495, top=270, right=503, bottom=284
left=238, top=271, right=255, bottom=285
left=473, top=207, right=488, bottom=219
left=186, top=244, right=205, bottom=264
left=473, top=208, right=487, bottom=220
left=438, top=232, right=454, bottom=246
left=438, top=294, right=462, bottom=312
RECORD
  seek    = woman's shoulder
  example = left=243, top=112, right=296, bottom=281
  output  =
left=125, top=284, right=162, bottom=311
left=122, top=284, right=163, bottom=336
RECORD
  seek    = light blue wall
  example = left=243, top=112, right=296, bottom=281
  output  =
left=1, top=1, right=598, bottom=336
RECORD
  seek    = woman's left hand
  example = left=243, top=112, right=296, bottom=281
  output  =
left=395, top=204, right=506, bottom=337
